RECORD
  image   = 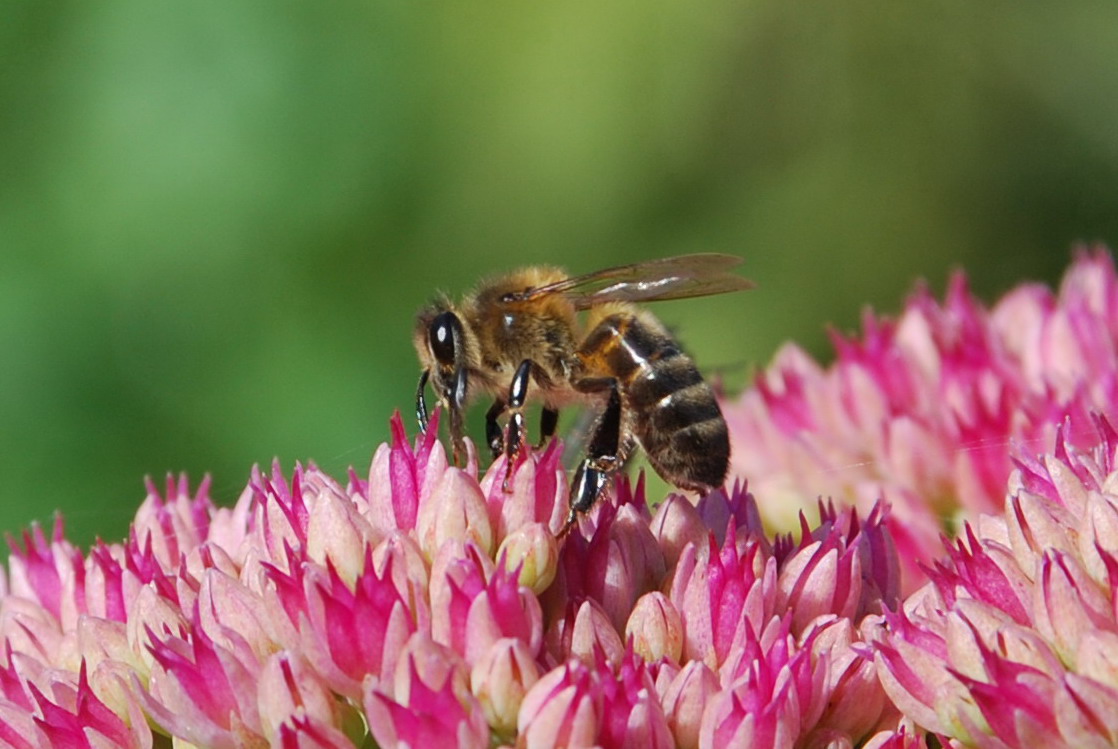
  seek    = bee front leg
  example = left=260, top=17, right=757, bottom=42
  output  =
left=486, top=399, right=507, bottom=458
left=561, top=378, right=622, bottom=538
left=502, top=359, right=534, bottom=492
left=415, top=370, right=431, bottom=433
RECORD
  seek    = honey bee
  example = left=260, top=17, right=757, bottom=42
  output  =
left=413, top=254, right=753, bottom=534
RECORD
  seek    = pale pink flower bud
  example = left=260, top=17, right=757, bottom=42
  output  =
left=613, top=504, right=668, bottom=603
left=516, top=661, right=600, bottom=748
left=393, top=632, right=471, bottom=706
left=695, top=483, right=766, bottom=550
left=470, top=637, right=541, bottom=738
left=859, top=724, right=930, bottom=749
left=518, top=653, right=673, bottom=749
left=625, top=591, right=683, bottom=664
left=31, top=663, right=150, bottom=749
left=86, top=657, right=148, bottom=730
left=5, top=519, right=85, bottom=637
left=651, top=659, right=680, bottom=702
left=563, top=598, right=625, bottom=666
left=276, top=714, right=360, bottom=749
left=662, top=660, right=720, bottom=749
left=807, top=616, right=890, bottom=742
left=84, top=542, right=139, bottom=623
left=1078, top=630, right=1118, bottom=686
left=131, top=474, right=213, bottom=573
left=777, top=532, right=861, bottom=633
left=206, top=482, right=255, bottom=566
left=417, top=465, right=494, bottom=561
left=262, top=546, right=421, bottom=699
left=430, top=541, right=493, bottom=653
left=368, top=410, right=447, bottom=534
left=558, top=508, right=645, bottom=635
left=0, top=703, right=46, bottom=749
left=76, top=617, right=142, bottom=692
left=245, top=468, right=308, bottom=575
left=599, top=651, right=675, bottom=749
left=670, top=535, right=775, bottom=669
left=196, top=567, right=273, bottom=662
left=1080, top=489, right=1118, bottom=582
left=1006, top=490, right=1078, bottom=570
left=463, top=568, right=543, bottom=667
left=257, top=652, right=340, bottom=740
left=370, top=530, right=431, bottom=604
left=480, top=441, right=567, bottom=538
left=1033, top=549, right=1111, bottom=664
left=496, top=522, right=559, bottom=595
left=126, top=584, right=187, bottom=673
left=0, top=595, right=68, bottom=669
left=872, top=608, right=969, bottom=736
left=699, top=625, right=826, bottom=749
left=429, top=543, right=542, bottom=665
left=141, top=612, right=266, bottom=747
left=364, top=652, right=489, bottom=749
left=650, top=493, right=709, bottom=570
left=305, top=474, right=378, bottom=585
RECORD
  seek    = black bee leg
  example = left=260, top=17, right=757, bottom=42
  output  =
left=537, top=407, right=559, bottom=448
left=561, top=378, right=622, bottom=538
left=416, top=370, right=431, bottom=433
left=486, top=399, right=507, bottom=458
left=449, top=405, right=467, bottom=466
left=451, top=364, right=473, bottom=464
left=502, top=359, right=534, bottom=492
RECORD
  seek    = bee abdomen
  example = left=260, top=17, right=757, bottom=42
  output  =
left=630, top=369, right=729, bottom=490
left=590, top=315, right=728, bottom=491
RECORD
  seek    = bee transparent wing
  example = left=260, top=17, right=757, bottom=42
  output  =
left=502, top=253, right=755, bottom=309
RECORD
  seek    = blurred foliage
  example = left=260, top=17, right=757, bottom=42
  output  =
left=3, top=1, right=1117, bottom=546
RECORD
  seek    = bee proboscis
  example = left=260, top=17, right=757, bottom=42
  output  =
left=413, top=253, right=754, bottom=536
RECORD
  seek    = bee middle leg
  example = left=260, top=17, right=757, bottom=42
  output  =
left=489, top=397, right=557, bottom=456
left=501, top=359, right=534, bottom=491
left=561, top=377, right=623, bottom=538
left=486, top=399, right=507, bottom=458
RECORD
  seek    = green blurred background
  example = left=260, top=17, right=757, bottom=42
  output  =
left=3, top=2, right=1116, bottom=547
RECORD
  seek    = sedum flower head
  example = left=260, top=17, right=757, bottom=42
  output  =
left=5, top=251, right=1116, bottom=746
left=873, top=419, right=1118, bottom=747
left=0, top=406, right=903, bottom=747
left=724, top=249, right=1118, bottom=590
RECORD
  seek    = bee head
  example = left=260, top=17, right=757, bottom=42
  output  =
left=414, top=303, right=471, bottom=450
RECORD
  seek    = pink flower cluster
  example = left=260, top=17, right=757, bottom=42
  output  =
left=6, top=249, right=1118, bottom=747
left=725, top=249, right=1118, bottom=589
left=873, top=418, right=1118, bottom=747
left=0, top=409, right=916, bottom=748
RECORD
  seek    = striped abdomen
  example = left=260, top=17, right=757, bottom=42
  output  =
left=577, top=312, right=729, bottom=491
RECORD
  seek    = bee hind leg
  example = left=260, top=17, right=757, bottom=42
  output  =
left=501, top=359, right=534, bottom=492
left=561, top=378, right=622, bottom=538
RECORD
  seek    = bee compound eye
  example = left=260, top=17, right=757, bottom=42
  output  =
left=429, top=311, right=459, bottom=365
